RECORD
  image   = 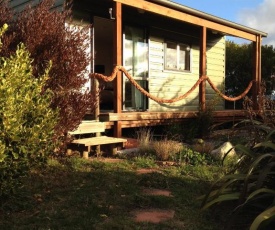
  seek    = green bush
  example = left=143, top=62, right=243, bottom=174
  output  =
left=0, top=0, right=98, bottom=153
left=200, top=124, right=275, bottom=230
left=0, top=25, right=58, bottom=197
left=176, top=147, right=215, bottom=165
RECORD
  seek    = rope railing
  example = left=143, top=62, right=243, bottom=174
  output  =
left=206, top=77, right=255, bottom=102
left=90, top=65, right=254, bottom=103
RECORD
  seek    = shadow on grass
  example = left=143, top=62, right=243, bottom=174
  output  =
left=0, top=158, right=225, bottom=230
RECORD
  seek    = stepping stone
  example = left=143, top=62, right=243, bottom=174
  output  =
left=141, top=188, right=173, bottom=197
left=132, top=209, right=175, bottom=223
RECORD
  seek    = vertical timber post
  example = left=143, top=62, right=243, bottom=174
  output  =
left=252, top=35, right=261, bottom=110
left=92, top=23, right=101, bottom=155
left=113, top=2, right=122, bottom=137
left=199, top=26, right=207, bottom=111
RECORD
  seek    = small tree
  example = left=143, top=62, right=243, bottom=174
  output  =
left=0, top=24, right=58, bottom=196
left=0, top=0, right=97, bottom=152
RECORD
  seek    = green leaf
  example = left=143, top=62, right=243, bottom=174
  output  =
left=246, top=188, right=275, bottom=203
left=250, top=206, right=275, bottom=230
left=256, top=162, right=275, bottom=189
left=254, top=141, right=275, bottom=150
left=266, top=130, right=275, bottom=140
left=247, top=154, right=273, bottom=175
left=201, top=193, right=240, bottom=211
left=235, top=144, right=254, bottom=157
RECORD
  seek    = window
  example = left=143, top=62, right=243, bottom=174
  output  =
left=165, top=41, right=190, bottom=71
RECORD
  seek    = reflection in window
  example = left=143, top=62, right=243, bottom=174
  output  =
left=125, top=80, right=147, bottom=111
left=165, top=41, right=190, bottom=71
left=124, top=27, right=148, bottom=78
left=124, top=26, right=148, bottom=110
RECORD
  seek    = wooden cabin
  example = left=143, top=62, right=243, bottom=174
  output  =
left=11, top=0, right=268, bottom=137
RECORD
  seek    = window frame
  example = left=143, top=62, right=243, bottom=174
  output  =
left=164, top=41, right=191, bottom=72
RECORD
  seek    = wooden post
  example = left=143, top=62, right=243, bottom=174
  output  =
left=252, top=35, right=261, bottom=110
left=91, top=23, right=101, bottom=154
left=199, top=26, right=207, bottom=111
left=113, top=2, right=123, bottom=137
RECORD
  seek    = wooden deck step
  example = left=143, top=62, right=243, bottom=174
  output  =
left=72, top=136, right=127, bottom=146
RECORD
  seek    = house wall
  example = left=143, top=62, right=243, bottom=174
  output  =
left=9, top=0, right=64, bottom=12
left=147, top=32, right=225, bottom=112
left=206, top=37, right=226, bottom=110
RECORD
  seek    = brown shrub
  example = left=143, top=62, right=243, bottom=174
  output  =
left=0, top=0, right=98, bottom=153
left=152, top=139, right=183, bottom=161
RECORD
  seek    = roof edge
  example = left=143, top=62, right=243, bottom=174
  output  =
left=149, top=0, right=268, bottom=38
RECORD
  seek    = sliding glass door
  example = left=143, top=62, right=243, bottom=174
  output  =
left=123, top=26, right=148, bottom=111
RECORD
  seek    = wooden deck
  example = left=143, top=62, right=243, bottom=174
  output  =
left=99, top=110, right=246, bottom=129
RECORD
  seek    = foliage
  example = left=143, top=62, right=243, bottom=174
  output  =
left=135, top=127, right=216, bottom=164
left=131, top=156, right=157, bottom=168
left=261, top=45, right=275, bottom=95
left=225, top=41, right=253, bottom=97
left=191, top=141, right=215, bottom=155
left=201, top=138, right=275, bottom=229
left=183, top=98, right=219, bottom=140
left=0, top=0, right=97, bottom=152
left=136, top=128, right=154, bottom=154
left=0, top=0, right=12, bottom=26
left=152, top=139, right=183, bottom=161
left=0, top=28, right=58, bottom=197
left=200, top=83, right=275, bottom=228
left=136, top=128, right=188, bottom=162
left=177, top=147, right=215, bottom=166
left=241, top=82, right=275, bottom=147
left=226, top=41, right=275, bottom=97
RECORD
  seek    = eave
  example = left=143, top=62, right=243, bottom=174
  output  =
left=114, top=0, right=267, bottom=41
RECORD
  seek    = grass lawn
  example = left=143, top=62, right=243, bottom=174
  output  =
left=0, top=156, right=228, bottom=230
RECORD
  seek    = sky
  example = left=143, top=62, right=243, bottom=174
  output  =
left=173, top=0, right=275, bottom=46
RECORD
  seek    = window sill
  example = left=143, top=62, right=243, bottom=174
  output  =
left=163, top=69, right=192, bottom=74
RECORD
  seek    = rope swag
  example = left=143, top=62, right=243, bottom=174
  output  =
left=90, top=66, right=254, bottom=103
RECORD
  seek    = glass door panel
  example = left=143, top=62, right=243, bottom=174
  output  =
left=123, top=26, right=148, bottom=111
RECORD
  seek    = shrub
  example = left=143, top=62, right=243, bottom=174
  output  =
left=152, top=139, right=183, bottom=161
left=137, top=128, right=154, bottom=154
left=178, top=147, right=215, bottom=165
left=0, top=25, right=58, bottom=197
left=0, top=0, right=97, bottom=153
left=183, top=101, right=217, bottom=140
left=200, top=88, right=275, bottom=230
left=200, top=132, right=275, bottom=229
left=191, top=141, right=215, bottom=155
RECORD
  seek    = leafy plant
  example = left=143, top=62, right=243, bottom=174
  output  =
left=0, top=26, right=58, bottom=197
left=191, top=141, right=215, bottom=155
left=200, top=129, right=275, bottom=230
left=131, top=156, right=157, bottom=168
left=0, top=0, right=98, bottom=153
left=178, top=147, right=215, bottom=166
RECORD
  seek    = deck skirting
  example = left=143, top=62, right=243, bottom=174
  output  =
left=100, top=110, right=246, bottom=129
